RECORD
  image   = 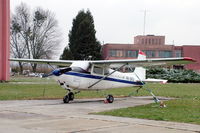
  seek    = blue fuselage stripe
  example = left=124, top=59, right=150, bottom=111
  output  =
left=64, top=72, right=143, bottom=86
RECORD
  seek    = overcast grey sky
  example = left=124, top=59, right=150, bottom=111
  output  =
left=11, top=0, right=200, bottom=51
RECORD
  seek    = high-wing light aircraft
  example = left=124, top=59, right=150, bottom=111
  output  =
left=10, top=50, right=195, bottom=103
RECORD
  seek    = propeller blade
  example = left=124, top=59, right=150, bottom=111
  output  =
left=41, top=67, right=72, bottom=78
left=41, top=73, right=53, bottom=78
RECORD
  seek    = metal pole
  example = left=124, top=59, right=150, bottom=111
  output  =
left=143, top=9, right=146, bottom=35
left=0, top=0, right=10, bottom=81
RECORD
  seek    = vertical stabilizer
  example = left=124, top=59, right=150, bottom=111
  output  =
left=134, top=50, right=146, bottom=80
left=137, top=50, right=146, bottom=60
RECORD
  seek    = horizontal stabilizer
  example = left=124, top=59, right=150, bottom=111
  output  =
left=142, top=78, right=168, bottom=84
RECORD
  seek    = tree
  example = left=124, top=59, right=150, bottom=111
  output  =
left=29, top=8, right=61, bottom=72
left=64, top=10, right=101, bottom=60
left=60, top=47, right=73, bottom=60
left=10, top=3, right=30, bottom=73
left=10, top=3, right=61, bottom=72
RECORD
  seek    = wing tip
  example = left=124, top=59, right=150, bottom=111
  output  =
left=183, top=57, right=196, bottom=62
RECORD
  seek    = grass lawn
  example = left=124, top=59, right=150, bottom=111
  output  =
left=0, top=76, right=141, bottom=100
left=97, top=83, right=200, bottom=125
left=97, top=99, right=200, bottom=125
left=1, top=76, right=200, bottom=124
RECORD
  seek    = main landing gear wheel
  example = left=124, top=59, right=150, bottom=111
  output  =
left=63, top=92, right=74, bottom=103
left=106, top=94, right=114, bottom=103
left=68, top=92, right=74, bottom=101
left=63, top=95, right=70, bottom=103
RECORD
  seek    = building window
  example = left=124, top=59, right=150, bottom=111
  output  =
left=125, top=50, right=137, bottom=57
left=152, top=39, right=154, bottom=44
left=175, top=50, right=182, bottom=57
left=109, top=49, right=117, bottom=57
left=145, top=39, right=147, bottom=44
left=109, top=49, right=123, bottom=57
left=159, top=51, right=172, bottom=58
left=116, top=50, right=123, bottom=57
left=159, top=39, right=161, bottom=45
left=142, top=39, right=144, bottom=44
left=155, top=39, right=158, bottom=44
left=144, top=50, right=156, bottom=58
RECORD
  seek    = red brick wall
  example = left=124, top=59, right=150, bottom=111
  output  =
left=182, top=46, right=200, bottom=71
left=102, top=44, right=200, bottom=71
left=102, top=43, right=175, bottom=59
left=102, top=34, right=200, bottom=71
left=134, top=35, right=165, bottom=45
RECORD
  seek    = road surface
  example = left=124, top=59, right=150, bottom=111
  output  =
left=0, top=96, right=199, bottom=133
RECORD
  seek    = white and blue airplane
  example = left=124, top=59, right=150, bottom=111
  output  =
left=10, top=50, right=195, bottom=103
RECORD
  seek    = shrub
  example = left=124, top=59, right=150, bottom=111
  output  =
left=147, top=68, right=200, bottom=83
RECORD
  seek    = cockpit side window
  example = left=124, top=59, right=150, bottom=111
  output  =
left=104, top=68, right=109, bottom=75
left=93, top=65, right=110, bottom=76
left=93, top=66, right=103, bottom=75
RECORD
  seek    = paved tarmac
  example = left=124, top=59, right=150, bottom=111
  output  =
left=0, top=96, right=199, bottom=133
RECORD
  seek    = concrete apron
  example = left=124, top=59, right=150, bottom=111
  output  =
left=0, top=97, right=199, bottom=133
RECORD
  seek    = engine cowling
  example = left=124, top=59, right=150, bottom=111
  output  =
left=52, top=67, right=72, bottom=76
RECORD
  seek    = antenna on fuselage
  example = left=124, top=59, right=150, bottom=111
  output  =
left=88, top=56, right=92, bottom=60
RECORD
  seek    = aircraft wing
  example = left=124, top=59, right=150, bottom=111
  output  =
left=10, top=57, right=196, bottom=67
left=90, top=57, right=196, bottom=67
left=9, top=58, right=74, bottom=66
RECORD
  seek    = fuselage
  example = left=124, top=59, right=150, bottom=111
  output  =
left=53, top=61, right=144, bottom=90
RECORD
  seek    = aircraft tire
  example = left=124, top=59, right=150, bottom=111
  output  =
left=106, top=95, right=114, bottom=103
left=63, top=95, right=70, bottom=103
left=68, top=92, right=74, bottom=101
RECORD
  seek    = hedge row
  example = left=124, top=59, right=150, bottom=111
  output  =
left=146, top=68, right=200, bottom=83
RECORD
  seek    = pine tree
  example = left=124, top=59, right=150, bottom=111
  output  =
left=60, top=47, right=73, bottom=60
left=67, top=10, right=101, bottom=60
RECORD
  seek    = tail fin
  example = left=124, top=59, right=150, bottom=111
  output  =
left=137, top=50, right=146, bottom=60
left=134, top=50, right=146, bottom=80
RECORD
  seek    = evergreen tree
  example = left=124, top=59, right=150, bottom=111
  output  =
left=60, top=47, right=73, bottom=60
left=67, top=10, right=101, bottom=60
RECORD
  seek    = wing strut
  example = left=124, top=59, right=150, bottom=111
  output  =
left=129, top=66, right=160, bottom=103
left=88, top=64, right=127, bottom=88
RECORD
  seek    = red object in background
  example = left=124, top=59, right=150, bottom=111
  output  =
left=0, top=0, right=10, bottom=81
left=182, top=46, right=200, bottom=70
left=139, top=50, right=146, bottom=56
